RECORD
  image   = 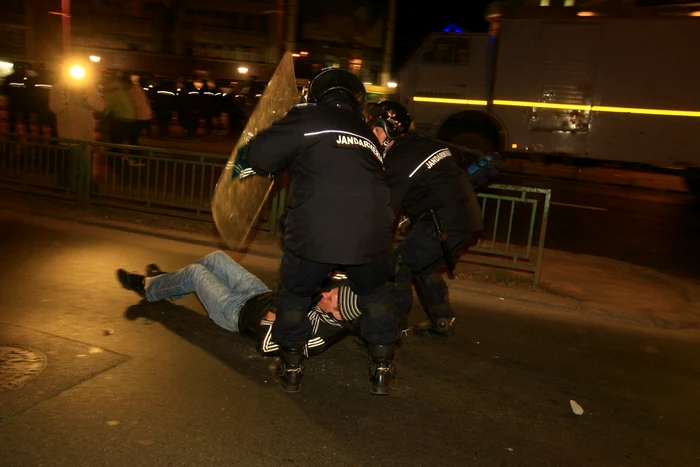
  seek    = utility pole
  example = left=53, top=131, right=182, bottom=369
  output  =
left=285, top=0, right=298, bottom=52
left=381, top=0, right=397, bottom=86
left=61, top=0, right=71, bottom=56
left=49, top=0, right=71, bottom=57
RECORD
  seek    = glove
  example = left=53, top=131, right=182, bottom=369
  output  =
left=468, top=152, right=504, bottom=188
left=231, top=145, right=257, bottom=180
left=397, top=216, right=412, bottom=235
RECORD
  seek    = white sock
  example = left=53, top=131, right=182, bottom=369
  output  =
left=144, top=276, right=156, bottom=290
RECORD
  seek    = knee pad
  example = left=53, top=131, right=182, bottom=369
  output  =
left=414, top=270, right=444, bottom=288
left=393, top=257, right=413, bottom=288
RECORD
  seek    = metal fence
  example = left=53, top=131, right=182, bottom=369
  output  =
left=465, top=184, right=550, bottom=286
left=0, top=135, right=550, bottom=286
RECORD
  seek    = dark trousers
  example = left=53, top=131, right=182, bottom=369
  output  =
left=38, top=111, right=58, bottom=138
left=9, top=109, right=31, bottom=135
left=156, top=111, right=171, bottom=137
left=273, top=249, right=396, bottom=348
left=107, top=119, right=132, bottom=145
left=128, top=120, right=150, bottom=145
left=394, top=222, right=473, bottom=325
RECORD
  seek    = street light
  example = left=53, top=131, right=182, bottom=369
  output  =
left=89, top=55, right=101, bottom=63
left=238, top=66, right=249, bottom=74
left=387, top=81, right=397, bottom=88
left=69, top=65, right=85, bottom=79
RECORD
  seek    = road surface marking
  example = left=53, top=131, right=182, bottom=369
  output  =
left=551, top=202, right=608, bottom=211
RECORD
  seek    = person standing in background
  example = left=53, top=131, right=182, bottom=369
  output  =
left=102, top=73, right=136, bottom=145
left=126, top=74, right=153, bottom=145
left=49, top=66, right=105, bottom=191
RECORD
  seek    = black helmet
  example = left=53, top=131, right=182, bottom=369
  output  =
left=306, top=68, right=366, bottom=106
left=364, top=100, right=412, bottom=140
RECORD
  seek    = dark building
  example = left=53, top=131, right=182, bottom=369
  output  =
left=0, top=0, right=398, bottom=84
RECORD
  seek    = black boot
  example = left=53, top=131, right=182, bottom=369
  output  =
left=117, top=269, right=146, bottom=296
left=368, top=344, right=396, bottom=396
left=276, top=348, right=305, bottom=393
left=413, top=317, right=455, bottom=340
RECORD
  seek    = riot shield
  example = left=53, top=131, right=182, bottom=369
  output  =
left=211, top=52, right=299, bottom=249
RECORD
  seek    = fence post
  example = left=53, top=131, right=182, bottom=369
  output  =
left=532, top=189, right=551, bottom=288
left=74, top=142, right=90, bottom=204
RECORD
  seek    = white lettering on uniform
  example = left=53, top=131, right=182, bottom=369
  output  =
left=426, top=149, right=451, bottom=169
left=408, top=148, right=452, bottom=177
left=312, top=130, right=381, bottom=163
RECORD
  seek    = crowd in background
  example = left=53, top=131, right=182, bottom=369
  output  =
left=0, top=62, right=267, bottom=145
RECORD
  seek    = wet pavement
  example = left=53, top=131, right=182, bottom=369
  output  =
left=1, top=211, right=700, bottom=466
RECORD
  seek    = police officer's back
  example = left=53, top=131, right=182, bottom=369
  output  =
left=246, top=77, right=393, bottom=265
left=244, top=69, right=397, bottom=395
left=386, top=132, right=483, bottom=234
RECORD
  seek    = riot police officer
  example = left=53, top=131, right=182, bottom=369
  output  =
left=183, top=78, right=204, bottom=137
left=30, top=65, right=58, bottom=138
left=365, top=101, right=484, bottom=339
left=154, top=77, right=177, bottom=137
left=2, top=62, right=31, bottom=135
left=202, top=79, right=221, bottom=135
left=242, top=69, right=397, bottom=395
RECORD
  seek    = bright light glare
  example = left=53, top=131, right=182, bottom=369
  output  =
left=89, top=55, right=101, bottom=63
left=238, top=66, right=248, bottom=74
left=0, top=61, right=13, bottom=78
left=691, top=11, right=700, bottom=17
left=577, top=11, right=596, bottom=17
left=69, top=65, right=86, bottom=79
left=387, top=81, right=397, bottom=88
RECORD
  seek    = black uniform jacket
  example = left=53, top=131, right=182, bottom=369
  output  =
left=246, top=101, right=394, bottom=264
left=384, top=133, right=484, bottom=233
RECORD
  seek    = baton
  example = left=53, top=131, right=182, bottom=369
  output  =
left=429, top=209, right=455, bottom=276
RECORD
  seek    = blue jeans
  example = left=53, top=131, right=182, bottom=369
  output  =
left=145, top=251, right=270, bottom=332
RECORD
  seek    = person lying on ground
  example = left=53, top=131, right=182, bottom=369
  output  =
left=116, top=250, right=364, bottom=357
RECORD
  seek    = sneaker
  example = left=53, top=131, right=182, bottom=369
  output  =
left=117, top=269, right=146, bottom=296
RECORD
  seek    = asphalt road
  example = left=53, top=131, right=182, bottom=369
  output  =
left=1, top=211, right=699, bottom=466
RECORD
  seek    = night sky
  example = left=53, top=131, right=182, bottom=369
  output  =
left=393, top=0, right=493, bottom=68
